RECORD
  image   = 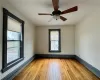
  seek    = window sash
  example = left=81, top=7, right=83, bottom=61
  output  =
left=7, top=41, right=20, bottom=48
left=7, top=46, right=20, bottom=63
left=50, top=40, right=59, bottom=51
left=50, top=31, right=59, bottom=40
left=7, top=30, right=21, bottom=40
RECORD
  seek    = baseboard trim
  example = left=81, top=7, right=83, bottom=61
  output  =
left=2, top=55, right=35, bottom=80
left=2, top=55, right=100, bottom=79
left=35, top=54, right=75, bottom=59
left=75, top=56, right=100, bottom=78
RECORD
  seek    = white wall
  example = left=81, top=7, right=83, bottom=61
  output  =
left=35, top=26, right=75, bottom=55
left=0, top=0, right=35, bottom=79
left=75, top=9, right=100, bottom=71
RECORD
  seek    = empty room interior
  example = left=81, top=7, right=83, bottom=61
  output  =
left=0, top=0, right=100, bottom=80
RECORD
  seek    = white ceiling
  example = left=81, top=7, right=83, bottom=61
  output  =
left=7, top=0, right=100, bottom=26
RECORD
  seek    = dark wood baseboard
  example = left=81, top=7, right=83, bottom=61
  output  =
left=35, top=54, right=75, bottom=59
left=75, top=56, right=100, bottom=78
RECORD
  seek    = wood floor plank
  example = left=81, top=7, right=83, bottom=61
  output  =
left=13, top=59, right=100, bottom=80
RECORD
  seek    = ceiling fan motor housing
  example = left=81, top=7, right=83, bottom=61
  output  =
left=52, top=10, right=61, bottom=16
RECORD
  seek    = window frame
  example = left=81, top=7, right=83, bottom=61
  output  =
left=2, top=8, right=24, bottom=73
left=49, top=29, right=61, bottom=52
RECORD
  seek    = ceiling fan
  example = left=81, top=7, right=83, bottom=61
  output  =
left=38, top=0, right=78, bottom=21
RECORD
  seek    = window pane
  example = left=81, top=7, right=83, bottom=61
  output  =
left=8, top=16, right=21, bottom=32
left=7, top=31, right=20, bottom=40
left=7, top=41, right=20, bottom=48
left=50, top=31, right=59, bottom=40
left=7, top=41, right=20, bottom=63
left=51, top=40, right=58, bottom=51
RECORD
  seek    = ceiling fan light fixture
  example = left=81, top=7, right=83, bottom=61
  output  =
left=53, top=15, right=60, bottom=20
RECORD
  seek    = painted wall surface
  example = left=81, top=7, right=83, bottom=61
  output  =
left=0, top=0, right=35, bottom=79
left=35, top=26, right=75, bottom=55
left=75, top=9, right=100, bottom=71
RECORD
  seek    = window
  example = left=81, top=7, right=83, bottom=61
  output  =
left=49, top=29, right=61, bottom=52
left=2, top=8, right=24, bottom=73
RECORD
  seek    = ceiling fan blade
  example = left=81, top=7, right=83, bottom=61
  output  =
left=60, top=16, right=67, bottom=21
left=38, top=13, right=52, bottom=15
left=61, top=6, right=78, bottom=14
left=48, top=17, right=54, bottom=22
left=52, top=0, right=59, bottom=11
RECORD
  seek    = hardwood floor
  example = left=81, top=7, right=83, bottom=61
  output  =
left=13, top=59, right=100, bottom=80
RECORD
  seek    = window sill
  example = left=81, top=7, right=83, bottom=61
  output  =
left=49, top=51, right=61, bottom=53
left=1, top=58, right=24, bottom=73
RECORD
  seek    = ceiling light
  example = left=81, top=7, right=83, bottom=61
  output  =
left=53, top=15, right=60, bottom=20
